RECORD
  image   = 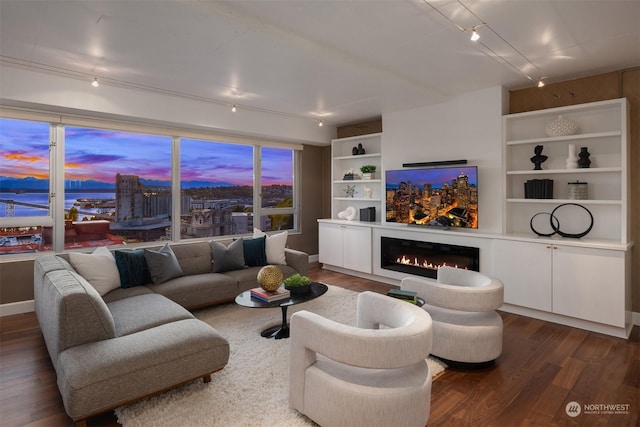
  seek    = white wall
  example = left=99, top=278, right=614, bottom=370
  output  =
left=381, top=86, right=507, bottom=233
left=0, top=64, right=335, bottom=145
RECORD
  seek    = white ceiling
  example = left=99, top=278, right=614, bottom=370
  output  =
left=1, top=0, right=638, bottom=126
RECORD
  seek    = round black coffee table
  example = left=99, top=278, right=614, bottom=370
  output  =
left=235, top=282, right=328, bottom=339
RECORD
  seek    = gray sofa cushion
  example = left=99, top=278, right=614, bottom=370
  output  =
left=107, top=294, right=194, bottom=336
left=102, top=286, right=154, bottom=304
left=148, top=273, right=238, bottom=309
left=144, top=244, right=183, bottom=284
left=171, top=241, right=213, bottom=275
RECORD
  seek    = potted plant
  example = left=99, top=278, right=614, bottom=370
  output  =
left=283, top=273, right=312, bottom=295
left=360, top=165, right=377, bottom=180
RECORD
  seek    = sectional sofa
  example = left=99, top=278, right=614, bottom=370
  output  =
left=33, top=236, right=309, bottom=426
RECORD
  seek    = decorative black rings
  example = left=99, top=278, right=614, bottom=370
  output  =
left=530, top=203, right=594, bottom=238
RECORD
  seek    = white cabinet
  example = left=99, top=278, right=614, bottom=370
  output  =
left=331, top=133, right=382, bottom=222
left=318, top=221, right=372, bottom=273
left=493, top=240, right=552, bottom=312
left=502, top=99, right=630, bottom=244
left=493, top=239, right=628, bottom=329
left=552, top=245, right=626, bottom=327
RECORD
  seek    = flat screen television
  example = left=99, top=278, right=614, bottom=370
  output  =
left=385, top=166, right=478, bottom=228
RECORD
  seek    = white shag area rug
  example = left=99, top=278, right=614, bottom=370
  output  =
left=116, top=286, right=446, bottom=427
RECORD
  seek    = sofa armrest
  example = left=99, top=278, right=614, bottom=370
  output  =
left=285, top=248, right=309, bottom=276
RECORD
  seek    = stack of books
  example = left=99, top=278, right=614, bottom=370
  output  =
left=524, top=179, right=554, bottom=199
left=387, top=289, right=418, bottom=304
left=250, top=286, right=290, bottom=303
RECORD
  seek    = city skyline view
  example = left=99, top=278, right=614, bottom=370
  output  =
left=1, top=119, right=293, bottom=189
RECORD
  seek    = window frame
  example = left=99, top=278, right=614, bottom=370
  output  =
left=0, top=108, right=302, bottom=258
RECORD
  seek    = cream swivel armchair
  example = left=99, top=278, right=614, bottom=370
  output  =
left=401, top=266, right=504, bottom=367
left=289, top=291, right=433, bottom=427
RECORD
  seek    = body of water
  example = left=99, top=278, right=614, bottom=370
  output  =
left=0, top=192, right=115, bottom=218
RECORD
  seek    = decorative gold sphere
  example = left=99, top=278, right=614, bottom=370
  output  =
left=257, top=265, right=283, bottom=291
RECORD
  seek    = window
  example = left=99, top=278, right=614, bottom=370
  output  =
left=260, top=146, right=295, bottom=231
left=0, top=111, right=300, bottom=256
left=65, top=126, right=172, bottom=246
left=180, top=139, right=253, bottom=238
left=0, top=118, right=51, bottom=254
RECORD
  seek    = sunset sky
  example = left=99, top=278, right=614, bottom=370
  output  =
left=1, top=119, right=292, bottom=186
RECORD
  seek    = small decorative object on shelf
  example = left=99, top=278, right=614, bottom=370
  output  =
left=343, top=185, right=357, bottom=198
left=257, top=265, right=284, bottom=292
left=566, top=143, right=578, bottom=169
left=530, top=145, right=548, bottom=170
left=578, top=147, right=591, bottom=168
left=360, top=165, right=377, bottom=180
left=343, top=168, right=354, bottom=180
left=358, top=143, right=365, bottom=155
left=352, top=146, right=359, bottom=155
left=545, top=115, right=578, bottom=137
left=283, top=273, right=312, bottom=295
left=364, top=186, right=372, bottom=198
left=568, top=181, right=588, bottom=200
left=524, top=179, right=554, bottom=199
left=359, top=206, right=376, bottom=222
left=529, top=203, right=593, bottom=238
left=338, top=206, right=357, bottom=220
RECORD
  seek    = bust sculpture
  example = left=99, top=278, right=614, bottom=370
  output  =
left=530, top=145, right=548, bottom=170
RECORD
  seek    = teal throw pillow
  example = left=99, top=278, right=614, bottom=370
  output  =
left=242, top=236, right=267, bottom=267
left=114, top=249, right=152, bottom=288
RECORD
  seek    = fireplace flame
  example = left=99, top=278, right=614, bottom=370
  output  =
left=395, top=255, right=464, bottom=271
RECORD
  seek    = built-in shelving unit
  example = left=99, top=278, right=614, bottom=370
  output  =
left=502, top=98, right=629, bottom=245
left=331, top=133, right=382, bottom=222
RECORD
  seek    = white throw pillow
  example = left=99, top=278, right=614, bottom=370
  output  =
left=253, top=228, right=288, bottom=265
left=69, top=246, right=121, bottom=296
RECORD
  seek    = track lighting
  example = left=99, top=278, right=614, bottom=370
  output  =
left=91, top=77, right=99, bottom=87
left=318, top=120, right=323, bottom=127
left=537, top=78, right=545, bottom=88
left=470, top=27, right=480, bottom=41
left=231, top=104, right=237, bottom=112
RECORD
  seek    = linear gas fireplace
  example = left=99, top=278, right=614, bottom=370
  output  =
left=381, top=236, right=479, bottom=279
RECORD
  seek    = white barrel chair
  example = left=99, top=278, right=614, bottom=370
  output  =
left=289, top=291, right=433, bottom=427
left=401, top=266, right=504, bottom=367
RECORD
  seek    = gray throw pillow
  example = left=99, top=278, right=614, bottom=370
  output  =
left=144, top=244, right=184, bottom=284
left=211, top=239, right=245, bottom=273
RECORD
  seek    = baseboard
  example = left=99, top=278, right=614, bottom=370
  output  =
left=309, top=254, right=319, bottom=263
left=633, top=311, right=640, bottom=327
left=1, top=300, right=34, bottom=317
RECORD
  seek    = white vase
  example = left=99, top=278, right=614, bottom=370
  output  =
left=546, top=115, right=578, bottom=137
left=566, top=143, right=578, bottom=169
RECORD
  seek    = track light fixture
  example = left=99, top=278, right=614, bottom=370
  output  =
left=318, top=120, right=323, bottom=127
left=91, top=77, right=99, bottom=87
left=231, top=104, right=237, bottom=112
left=422, top=0, right=547, bottom=89
left=470, top=27, right=480, bottom=41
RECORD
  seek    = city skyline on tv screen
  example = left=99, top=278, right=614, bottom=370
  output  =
left=385, top=166, right=478, bottom=228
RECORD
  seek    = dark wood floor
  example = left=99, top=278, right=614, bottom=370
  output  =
left=1, top=263, right=638, bottom=427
